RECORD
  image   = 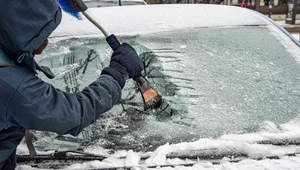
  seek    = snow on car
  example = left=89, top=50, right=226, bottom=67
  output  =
left=17, top=4, right=300, bottom=169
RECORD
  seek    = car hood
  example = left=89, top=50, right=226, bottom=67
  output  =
left=16, top=118, right=300, bottom=169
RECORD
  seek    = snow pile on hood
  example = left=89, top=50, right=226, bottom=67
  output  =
left=16, top=119, right=300, bottom=169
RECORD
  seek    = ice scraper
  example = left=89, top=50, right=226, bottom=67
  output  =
left=58, top=0, right=162, bottom=111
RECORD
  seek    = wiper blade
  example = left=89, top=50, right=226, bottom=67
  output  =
left=17, top=150, right=107, bottom=164
left=256, top=139, right=300, bottom=146
left=167, top=148, right=248, bottom=160
left=17, top=147, right=300, bottom=169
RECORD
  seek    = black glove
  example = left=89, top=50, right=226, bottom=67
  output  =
left=101, top=43, right=143, bottom=88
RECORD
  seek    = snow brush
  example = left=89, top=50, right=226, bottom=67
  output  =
left=58, top=0, right=162, bottom=111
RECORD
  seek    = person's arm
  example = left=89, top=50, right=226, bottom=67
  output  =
left=8, top=73, right=121, bottom=136
left=7, top=43, right=143, bottom=136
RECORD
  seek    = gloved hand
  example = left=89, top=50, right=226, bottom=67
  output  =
left=101, top=43, right=143, bottom=88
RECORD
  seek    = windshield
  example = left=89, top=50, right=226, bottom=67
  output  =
left=35, top=26, right=300, bottom=151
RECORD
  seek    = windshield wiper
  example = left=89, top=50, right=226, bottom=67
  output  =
left=256, top=139, right=300, bottom=145
left=17, top=146, right=300, bottom=169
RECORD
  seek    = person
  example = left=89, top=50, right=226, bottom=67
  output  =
left=0, top=0, right=143, bottom=169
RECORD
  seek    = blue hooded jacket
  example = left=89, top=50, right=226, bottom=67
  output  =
left=0, top=1, right=122, bottom=169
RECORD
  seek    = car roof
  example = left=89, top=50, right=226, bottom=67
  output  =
left=51, top=4, right=272, bottom=38
left=82, top=0, right=147, bottom=8
left=83, top=0, right=146, bottom=2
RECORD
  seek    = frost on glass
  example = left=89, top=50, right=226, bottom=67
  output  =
left=34, top=26, right=300, bottom=151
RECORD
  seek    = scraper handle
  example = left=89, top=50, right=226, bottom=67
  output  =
left=106, top=34, right=121, bottom=51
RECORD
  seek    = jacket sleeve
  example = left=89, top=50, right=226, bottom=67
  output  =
left=7, top=73, right=122, bottom=136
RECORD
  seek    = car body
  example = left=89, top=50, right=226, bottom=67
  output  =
left=20, top=4, right=300, bottom=169
left=83, top=0, right=147, bottom=7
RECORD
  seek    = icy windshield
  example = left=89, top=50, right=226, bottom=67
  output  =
left=35, top=26, right=300, bottom=151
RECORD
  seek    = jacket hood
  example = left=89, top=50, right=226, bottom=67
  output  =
left=0, top=0, right=62, bottom=76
